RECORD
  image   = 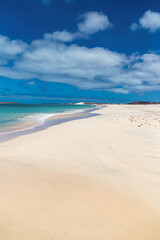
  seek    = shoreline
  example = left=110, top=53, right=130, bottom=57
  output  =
left=0, top=104, right=160, bottom=239
left=0, top=106, right=101, bottom=143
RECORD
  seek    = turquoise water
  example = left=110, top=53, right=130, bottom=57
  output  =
left=0, top=104, right=95, bottom=134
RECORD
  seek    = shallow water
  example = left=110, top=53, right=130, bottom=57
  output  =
left=0, top=104, right=95, bottom=134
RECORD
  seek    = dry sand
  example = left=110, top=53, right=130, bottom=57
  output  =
left=0, top=105, right=160, bottom=240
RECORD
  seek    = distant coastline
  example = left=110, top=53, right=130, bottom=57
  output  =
left=127, top=101, right=160, bottom=105
left=0, top=102, right=20, bottom=104
left=0, top=101, right=159, bottom=105
left=76, top=101, right=160, bottom=105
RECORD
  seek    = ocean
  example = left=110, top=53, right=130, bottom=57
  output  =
left=0, top=103, right=95, bottom=134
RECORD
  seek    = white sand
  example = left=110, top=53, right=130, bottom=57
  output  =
left=0, top=105, right=160, bottom=239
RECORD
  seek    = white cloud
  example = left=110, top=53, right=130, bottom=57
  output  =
left=0, top=15, right=160, bottom=94
left=129, top=23, right=139, bottom=32
left=139, top=10, right=160, bottom=32
left=111, top=88, right=130, bottom=94
left=78, top=11, right=113, bottom=35
left=130, top=10, right=160, bottom=33
left=42, top=12, right=113, bottom=43
left=11, top=40, right=127, bottom=92
left=0, top=35, right=28, bottom=60
left=44, top=30, right=76, bottom=42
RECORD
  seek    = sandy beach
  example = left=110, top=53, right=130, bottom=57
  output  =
left=0, top=105, right=160, bottom=240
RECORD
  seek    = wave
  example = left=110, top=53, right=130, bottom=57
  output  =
left=0, top=108, right=87, bottom=136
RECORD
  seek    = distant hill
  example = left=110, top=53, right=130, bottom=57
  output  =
left=128, top=101, right=160, bottom=105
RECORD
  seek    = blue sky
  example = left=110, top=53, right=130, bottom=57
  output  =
left=0, top=0, right=160, bottom=103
